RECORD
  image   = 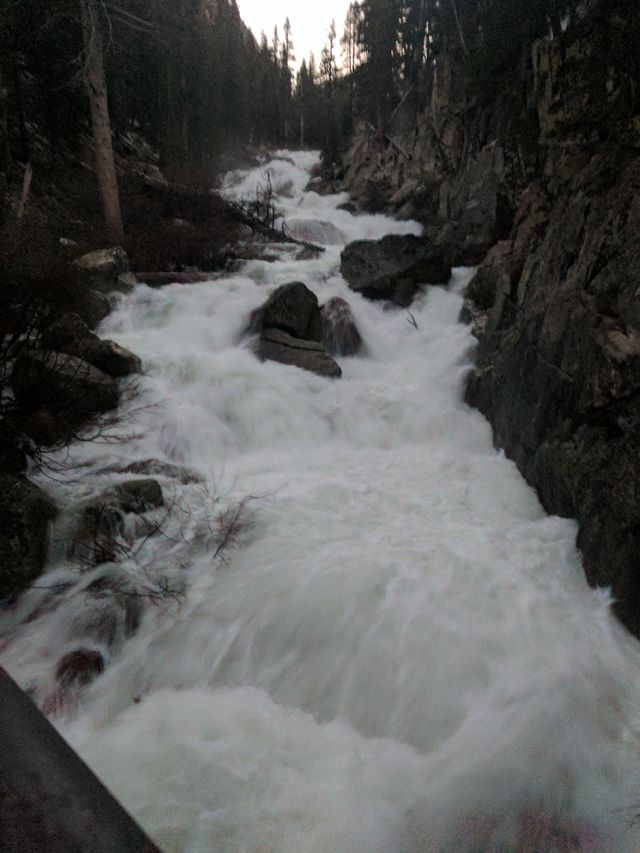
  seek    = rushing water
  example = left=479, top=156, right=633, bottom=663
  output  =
left=3, top=151, right=640, bottom=852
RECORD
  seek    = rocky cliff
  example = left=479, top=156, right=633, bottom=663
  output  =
left=341, top=23, right=640, bottom=634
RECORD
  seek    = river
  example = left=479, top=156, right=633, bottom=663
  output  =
left=2, top=150, right=640, bottom=852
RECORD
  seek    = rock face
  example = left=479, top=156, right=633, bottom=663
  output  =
left=0, top=475, right=57, bottom=600
left=42, top=313, right=142, bottom=378
left=11, top=351, right=120, bottom=445
left=250, top=283, right=343, bottom=378
left=258, top=329, right=342, bottom=378
left=340, top=235, right=451, bottom=307
left=465, top=155, right=640, bottom=636
left=320, top=298, right=363, bottom=356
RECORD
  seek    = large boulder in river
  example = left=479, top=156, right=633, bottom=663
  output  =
left=0, top=475, right=57, bottom=600
left=11, top=351, right=120, bottom=445
left=250, top=283, right=342, bottom=378
left=320, top=298, right=363, bottom=356
left=250, top=282, right=323, bottom=342
left=340, top=235, right=452, bottom=307
left=258, top=329, right=342, bottom=378
left=42, top=313, right=142, bottom=378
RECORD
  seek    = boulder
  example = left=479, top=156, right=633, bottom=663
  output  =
left=320, top=297, right=363, bottom=356
left=249, top=282, right=322, bottom=342
left=284, top=219, right=346, bottom=246
left=340, top=235, right=452, bottom=307
left=42, top=313, right=142, bottom=378
left=70, top=288, right=111, bottom=330
left=0, top=475, right=57, bottom=600
left=11, top=352, right=119, bottom=443
left=72, top=248, right=130, bottom=295
left=257, top=328, right=342, bottom=378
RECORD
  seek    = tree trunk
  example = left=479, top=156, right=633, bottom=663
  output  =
left=80, top=0, right=125, bottom=245
left=449, top=0, right=471, bottom=59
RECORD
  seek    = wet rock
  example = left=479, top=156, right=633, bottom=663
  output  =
left=73, top=479, right=164, bottom=567
left=10, top=351, right=119, bottom=445
left=340, top=235, right=452, bottom=307
left=112, top=479, right=164, bottom=513
left=337, top=201, right=358, bottom=214
left=250, top=282, right=323, bottom=342
left=72, top=248, right=130, bottom=295
left=0, top=475, right=57, bottom=600
left=284, top=219, right=346, bottom=246
left=55, top=648, right=105, bottom=689
left=85, top=572, right=143, bottom=640
left=320, top=297, right=363, bottom=356
left=42, top=313, right=142, bottom=378
left=258, top=328, right=342, bottom=378
left=465, top=155, right=640, bottom=636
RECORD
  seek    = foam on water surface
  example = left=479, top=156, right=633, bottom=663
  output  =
left=3, top=151, right=640, bottom=852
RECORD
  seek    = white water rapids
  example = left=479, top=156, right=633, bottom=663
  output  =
left=3, top=150, right=640, bottom=851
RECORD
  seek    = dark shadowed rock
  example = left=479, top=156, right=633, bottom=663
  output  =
left=71, top=288, right=111, bottom=330
left=250, top=282, right=322, bottom=342
left=340, top=235, right=451, bottom=307
left=72, top=248, right=130, bottom=295
left=11, top=351, right=120, bottom=445
left=0, top=425, right=27, bottom=473
left=320, top=297, right=363, bottom=356
left=0, top=475, right=57, bottom=600
left=55, top=649, right=105, bottom=689
left=42, top=313, right=142, bottom=378
left=258, top=328, right=342, bottom=378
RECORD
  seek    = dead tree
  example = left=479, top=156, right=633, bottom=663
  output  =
left=80, top=0, right=125, bottom=245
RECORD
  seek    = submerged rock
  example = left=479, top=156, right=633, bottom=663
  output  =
left=73, top=479, right=164, bottom=567
left=320, top=297, right=363, bottom=356
left=0, top=475, right=57, bottom=600
left=55, top=648, right=105, bottom=689
left=258, top=328, right=342, bottom=378
left=340, top=235, right=452, bottom=307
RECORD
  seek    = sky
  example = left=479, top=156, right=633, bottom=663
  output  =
left=236, top=0, right=352, bottom=68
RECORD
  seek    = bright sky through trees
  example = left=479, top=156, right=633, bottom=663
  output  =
left=237, top=0, right=352, bottom=68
